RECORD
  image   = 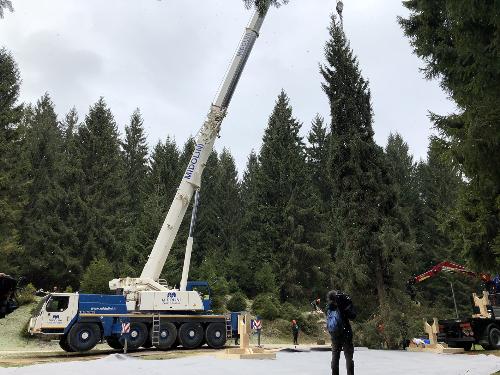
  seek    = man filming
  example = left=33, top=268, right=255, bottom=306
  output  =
left=326, top=290, right=356, bottom=375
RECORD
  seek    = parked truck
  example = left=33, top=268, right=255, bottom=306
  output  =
left=28, top=5, right=270, bottom=352
left=409, top=261, right=500, bottom=350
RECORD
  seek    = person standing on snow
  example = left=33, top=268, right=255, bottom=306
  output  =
left=291, top=319, right=299, bottom=345
left=326, top=290, right=356, bottom=375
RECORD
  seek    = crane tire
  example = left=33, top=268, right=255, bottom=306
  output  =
left=126, top=322, right=148, bottom=350
left=205, top=322, right=226, bottom=349
left=67, top=323, right=101, bottom=352
left=178, top=322, right=204, bottom=349
left=106, top=336, right=124, bottom=350
left=59, top=335, right=75, bottom=352
left=488, top=327, right=500, bottom=350
left=153, top=322, right=177, bottom=350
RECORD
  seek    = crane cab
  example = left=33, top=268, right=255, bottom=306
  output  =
left=28, top=293, right=79, bottom=335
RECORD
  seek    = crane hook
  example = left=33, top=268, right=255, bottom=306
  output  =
left=336, top=0, right=344, bottom=27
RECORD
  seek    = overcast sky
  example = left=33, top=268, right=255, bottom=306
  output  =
left=0, top=0, right=456, bottom=174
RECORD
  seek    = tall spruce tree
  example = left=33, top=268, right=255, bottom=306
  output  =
left=385, top=133, right=419, bottom=252
left=0, top=48, right=24, bottom=275
left=237, top=151, right=264, bottom=293
left=306, top=114, right=330, bottom=205
left=192, top=150, right=220, bottom=269
left=399, top=1, right=500, bottom=269
left=58, top=108, right=85, bottom=288
left=20, top=94, right=69, bottom=288
left=216, top=149, right=241, bottom=258
left=194, top=149, right=242, bottom=283
left=77, top=98, right=129, bottom=274
left=123, top=109, right=148, bottom=226
left=245, top=91, right=329, bottom=301
left=321, top=16, right=412, bottom=312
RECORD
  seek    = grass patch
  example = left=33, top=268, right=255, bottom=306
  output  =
left=0, top=299, right=59, bottom=352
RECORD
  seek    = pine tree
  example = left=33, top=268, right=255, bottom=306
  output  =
left=123, top=109, right=148, bottom=226
left=20, top=94, right=71, bottom=288
left=306, top=114, right=330, bottom=204
left=192, top=150, right=220, bottom=269
left=215, top=149, right=241, bottom=258
left=399, top=1, right=500, bottom=269
left=58, top=108, right=85, bottom=288
left=385, top=133, right=417, bottom=213
left=237, top=151, right=264, bottom=293
left=194, top=149, right=242, bottom=284
left=412, top=138, right=472, bottom=315
left=0, top=48, right=24, bottom=275
left=76, top=98, right=129, bottom=274
left=321, top=16, right=412, bottom=312
left=385, top=133, right=420, bottom=257
left=80, top=257, right=114, bottom=294
left=245, top=91, right=330, bottom=301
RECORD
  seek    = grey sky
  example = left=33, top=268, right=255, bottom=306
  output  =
left=0, top=0, right=456, bottom=174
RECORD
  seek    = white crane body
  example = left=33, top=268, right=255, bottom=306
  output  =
left=109, top=7, right=269, bottom=311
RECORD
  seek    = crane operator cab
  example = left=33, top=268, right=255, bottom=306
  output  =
left=186, top=281, right=212, bottom=311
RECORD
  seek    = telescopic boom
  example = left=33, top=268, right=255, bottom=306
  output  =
left=110, top=6, right=269, bottom=293
left=141, top=8, right=268, bottom=281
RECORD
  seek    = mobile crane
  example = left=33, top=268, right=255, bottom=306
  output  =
left=28, top=5, right=270, bottom=352
left=409, top=261, right=500, bottom=350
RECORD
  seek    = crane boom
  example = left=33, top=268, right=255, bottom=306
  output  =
left=410, top=261, right=491, bottom=285
left=110, top=6, right=269, bottom=294
left=141, top=8, right=268, bottom=281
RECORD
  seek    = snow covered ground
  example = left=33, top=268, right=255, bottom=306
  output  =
left=1, top=349, right=500, bottom=375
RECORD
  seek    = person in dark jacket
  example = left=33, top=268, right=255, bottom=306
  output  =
left=291, top=319, right=299, bottom=345
left=327, top=290, right=356, bottom=375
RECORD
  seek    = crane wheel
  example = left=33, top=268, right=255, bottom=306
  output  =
left=205, top=322, right=226, bottom=349
left=153, top=322, right=177, bottom=350
left=488, top=327, right=500, bottom=350
left=106, top=336, right=124, bottom=350
left=59, top=335, right=75, bottom=352
left=178, top=322, right=204, bottom=349
left=67, top=323, right=101, bottom=352
left=126, top=322, right=148, bottom=350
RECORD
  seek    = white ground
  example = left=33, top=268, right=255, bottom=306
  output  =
left=2, top=350, right=500, bottom=375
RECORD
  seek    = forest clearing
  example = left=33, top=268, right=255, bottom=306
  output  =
left=0, top=0, right=499, bottom=374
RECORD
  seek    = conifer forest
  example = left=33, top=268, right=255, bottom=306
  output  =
left=1, top=0, right=499, bottom=348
